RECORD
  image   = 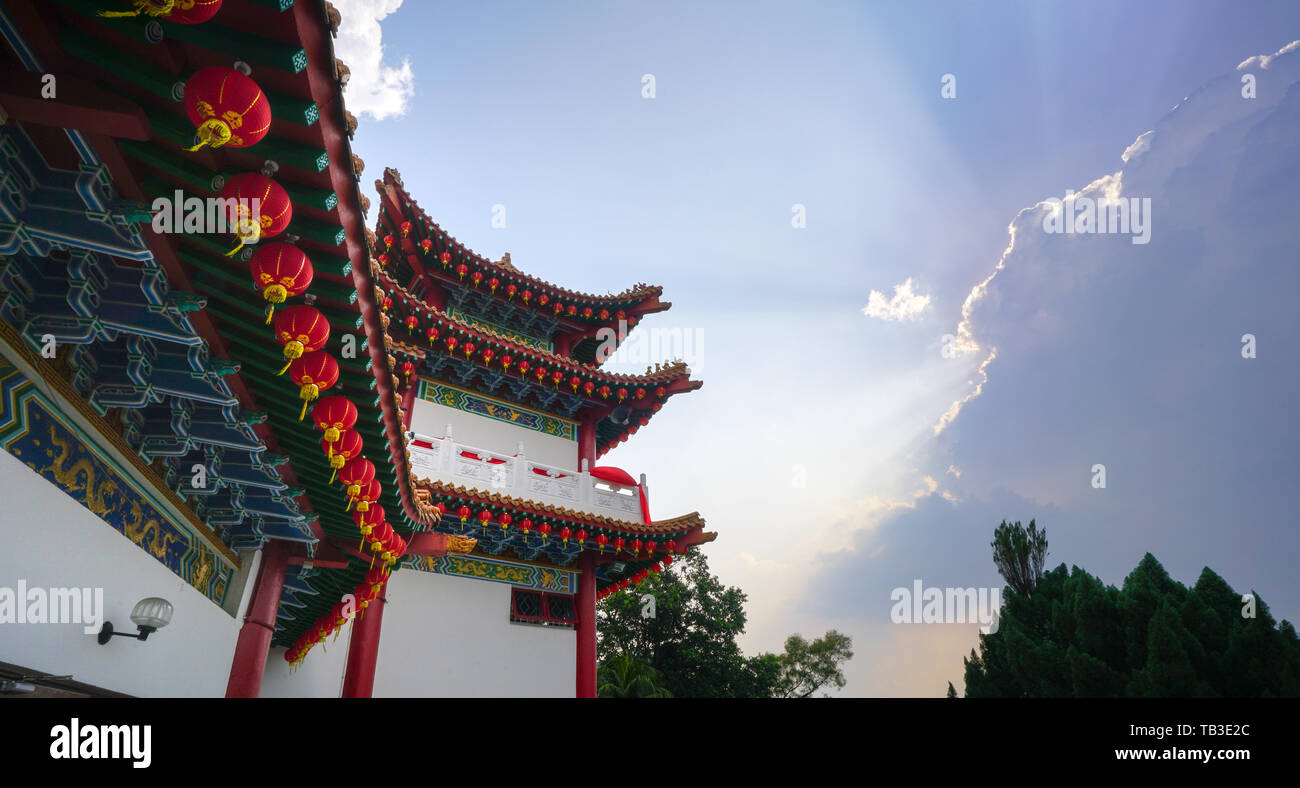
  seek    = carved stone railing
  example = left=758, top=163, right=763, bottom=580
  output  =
left=407, top=427, right=646, bottom=525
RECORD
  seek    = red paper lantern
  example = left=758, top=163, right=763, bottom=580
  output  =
left=613, top=537, right=625, bottom=553
left=341, top=459, right=378, bottom=505
left=352, top=479, right=382, bottom=513
left=535, top=366, right=547, bottom=383
left=662, top=555, right=674, bottom=566
left=288, top=351, right=339, bottom=420
left=462, top=342, right=475, bottom=359
left=559, top=527, right=572, bottom=544
left=182, top=66, right=270, bottom=152
left=499, top=513, right=513, bottom=532
left=537, top=522, right=551, bottom=542
left=471, top=271, right=483, bottom=288
left=457, top=505, right=471, bottom=524
left=634, top=388, right=646, bottom=400
left=481, top=349, right=495, bottom=366
left=595, top=534, right=608, bottom=552
left=665, top=540, right=677, bottom=553
left=218, top=172, right=291, bottom=255
left=420, top=238, right=433, bottom=254
left=500, top=354, right=513, bottom=372
left=645, top=540, right=656, bottom=554
left=378, top=253, right=390, bottom=267
left=383, top=234, right=395, bottom=251
left=575, top=529, right=588, bottom=544
left=599, top=309, right=610, bottom=320
left=506, top=284, right=517, bottom=300
left=566, top=304, right=577, bottom=317
left=313, top=395, right=358, bottom=455
left=599, top=385, right=611, bottom=399
left=445, top=337, right=458, bottom=353
left=631, top=539, right=643, bottom=556
left=249, top=243, right=312, bottom=324
left=456, top=264, right=468, bottom=281
left=100, top=0, right=223, bottom=23
left=569, top=376, right=581, bottom=392
left=582, top=381, right=595, bottom=396
left=517, top=360, right=529, bottom=377
left=426, top=326, right=439, bottom=344
left=521, top=290, right=532, bottom=304
left=538, top=294, right=550, bottom=306
left=353, top=504, right=384, bottom=533
left=582, top=307, right=593, bottom=319
left=439, top=251, right=451, bottom=268
left=382, top=296, right=393, bottom=312
left=273, top=305, right=329, bottom=375
left=553, top=301, right=564, bottom=315
left=400, top=221, right=412, bottom=237
left=616, top=387, right=628, bottom=402
left=322, top=428, right=363, bottom=483
left=520, top=518, right=533, bottom=534
left=551, top=370, right=563, bottom=387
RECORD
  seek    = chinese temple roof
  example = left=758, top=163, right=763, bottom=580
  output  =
left=374, top=167, right=673, bottom=364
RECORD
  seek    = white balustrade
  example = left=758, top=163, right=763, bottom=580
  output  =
left=407, top=431, right=647, bottom=524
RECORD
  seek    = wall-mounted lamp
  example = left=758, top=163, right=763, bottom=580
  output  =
left=96, top=597, right=173, bottom=645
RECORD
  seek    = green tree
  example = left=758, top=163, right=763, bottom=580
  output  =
left=597, top=549, right=853, bottom=697
left=597, top=653, right=672, bottom=698
left=773, top=631, right=854, bottom=697
left=597, top=548, right=775, bottom=697
left=957, top=525, right=1300, bottom=698
left=990, top=519, right=1048, bottom=597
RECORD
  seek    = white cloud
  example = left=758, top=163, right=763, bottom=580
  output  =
left=860, top=278, right=931, bottom=322
left=332, top=0, right=415, bottom=120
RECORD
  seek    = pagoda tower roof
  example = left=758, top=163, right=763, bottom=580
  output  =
left=373, top=168, right=673, bottom=365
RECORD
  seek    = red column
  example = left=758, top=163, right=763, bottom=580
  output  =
left=342, top=579, right=388, bottom=698
left=554, top=332, right=571, bottom=357
left=225, top=539, right=291, bottom=697
left=576, top=551, right=597, bottom=698
left=578, top=410, right=598, bottom=470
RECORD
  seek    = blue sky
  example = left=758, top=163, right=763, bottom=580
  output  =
left=337, top=1, right=1300, bottom=695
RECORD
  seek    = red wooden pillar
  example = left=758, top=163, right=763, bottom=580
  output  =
left=341, top=579, right=387, bottom=698
left=578, top=410, right=598, bottom=470
left=400, top=379, right=417, bottom=429
left=225, top=539, right=292, bottom=697
left=576, top=551, right=598, bottom=698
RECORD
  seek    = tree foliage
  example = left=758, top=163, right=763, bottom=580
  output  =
left=597, top=548, right=853, bottom=697
left=958, top=548, right=1300, bottom=697
left=597, top=653, right=672, bottom=698
left=773, top=631, right=854, bottom=697
left=990, top=519, right=1048, bottom=597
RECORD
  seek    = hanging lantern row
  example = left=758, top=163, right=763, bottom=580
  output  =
left=285, top=566, right=389, bottom=668
left=375, top=214, right=642, bottom=327
left=597, top=554, right=675, bottom=602
left=431, top=491, right=685, bottom=547
left=384, top=293, right=671, bottom=405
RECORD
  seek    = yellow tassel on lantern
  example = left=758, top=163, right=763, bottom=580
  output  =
left=99, top=0, right=174, bottom=18
left=298, top=383, right=319, bottom=420
left=186, top=117, right=233, bottom=152
left=225, top=220, right=261, bottom=258
left=263, top=284, right=288, bottom=325
left=278, top=341, right=305, bottom=376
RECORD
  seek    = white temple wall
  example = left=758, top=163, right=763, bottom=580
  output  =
left=260, top=635, right=350, bottom=698
left=373, top=568, right=575, bottom=697
left=0, top=450, right=242, bottom=697
left=409, top=384, right=578, bottom=470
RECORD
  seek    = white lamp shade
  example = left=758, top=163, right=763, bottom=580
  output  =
left=129, top=597, right=173, bottom=630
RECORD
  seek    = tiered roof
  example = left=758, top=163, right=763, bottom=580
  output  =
left=0, top=0, right=433, bottom=648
